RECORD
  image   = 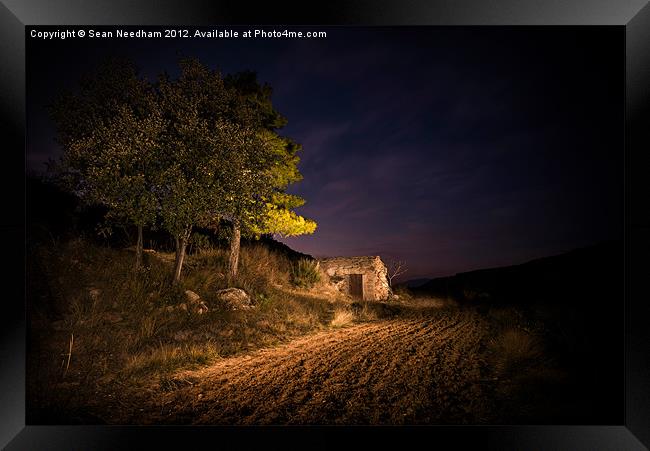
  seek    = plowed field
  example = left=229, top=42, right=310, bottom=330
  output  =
left=138, top=309, right=495, bottom=424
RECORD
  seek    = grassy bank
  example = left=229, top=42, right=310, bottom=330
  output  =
left=27, top=237, right=346, bottom=422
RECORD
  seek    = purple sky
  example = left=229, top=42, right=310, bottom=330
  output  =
left=27, top=27, right=623, bottom=279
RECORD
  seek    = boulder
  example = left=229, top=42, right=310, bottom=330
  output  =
left=215, top=288, right=253, bottom=310
left=184, top=290, right=201, bottom=305
left=88, top=288, right=101, bottom=301
left=182, top=290, right=209, bottom=314
left=196, top=302, right=209, bottom=315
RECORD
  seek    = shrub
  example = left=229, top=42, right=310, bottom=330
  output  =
left=489, top=327, right=545, bottom=376
left=462, top=287, right=479, bottom=301
left=391, top=285, right=413, bottom=301
left=290, top=258, right=321, bottom=289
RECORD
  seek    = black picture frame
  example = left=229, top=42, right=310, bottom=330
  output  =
left=3, top=0, right=649, bottom=448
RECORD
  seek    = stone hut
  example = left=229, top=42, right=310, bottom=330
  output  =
left=318, top=256, right=391, bottom=301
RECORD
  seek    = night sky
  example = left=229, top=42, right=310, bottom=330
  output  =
left=27, top=26, right=623, bottom=279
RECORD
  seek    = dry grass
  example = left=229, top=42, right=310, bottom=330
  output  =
left=484, top=305, right=548, bottom=380
left=27, top=237, right=336, bottom=418
left=330, top=307, right=355, bottom=328
left=489, top=327, right=545, bottom=376
left=401, top=295, right=448, bottom=310
left=479, top=305, right=569, bottom=422
left=138, top=316, right=158, bottom=341
left=183, top=244, right=292, bottom=298
left=353, top=303, right=379, bottom=321
left=123, top=342, right=221, bottom=378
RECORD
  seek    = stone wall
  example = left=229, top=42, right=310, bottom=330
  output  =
left=318, top=256, right=391, bottom=301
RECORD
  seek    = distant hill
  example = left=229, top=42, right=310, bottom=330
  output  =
left=397, top=278, right=432, bottom=288
left=256, top=235, right=315, bottom=261
left=413, top=241, right=623, bottom=307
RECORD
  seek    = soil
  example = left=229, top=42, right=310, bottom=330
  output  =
left=128, top=309, right=495, bottom=425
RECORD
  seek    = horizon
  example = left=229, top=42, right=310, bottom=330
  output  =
left=26, top=26, right=623, bottom=279
left=300, top=237, right=619, bottom=282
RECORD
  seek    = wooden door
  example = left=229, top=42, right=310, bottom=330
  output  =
left=349, top=274, right=364, bottom=300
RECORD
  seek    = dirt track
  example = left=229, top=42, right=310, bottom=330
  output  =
left=140, top=309, right=495, bottom=425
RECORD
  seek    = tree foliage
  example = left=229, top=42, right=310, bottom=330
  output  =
left=223, top=73, right=317, bottom=242
left=49, top=58, right=162, bottom=267
left=50, top=57, right=316, bottom=282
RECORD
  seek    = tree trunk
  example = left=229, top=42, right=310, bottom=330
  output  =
left=228, top=221, right=241, bottom=280
left=172, top=232, right=189, bottom=284
left=135, top=224, right=143, bottom=269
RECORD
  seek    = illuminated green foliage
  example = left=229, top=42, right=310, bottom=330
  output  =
left=290, top=259, right=321, bottom=289
left=223, top=72, right=317, bottom=276
left=50, top=57, right=317, bottom=282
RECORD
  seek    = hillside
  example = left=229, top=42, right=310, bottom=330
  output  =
left=415, top=241, right=623, bottom=306
left=26, top=178, right=623, bottom=425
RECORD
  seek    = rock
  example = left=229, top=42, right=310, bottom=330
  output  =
left=183, top=291, right=209, bottom=314
left=88, top=288, right=101, bottom=302
left=215, top=288, right=253, bottom=310
left=179, top=291, right=210, bottom=314
left=184, top=290, right=201, bottom=305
